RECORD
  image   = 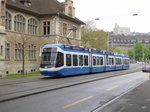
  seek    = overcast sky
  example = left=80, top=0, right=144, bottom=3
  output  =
left=58, top=0, right=150, bottom=33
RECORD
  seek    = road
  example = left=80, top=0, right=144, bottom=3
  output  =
left=0, top=63, right=140, bottom=102
left=0, top=71, right=148, bottom=112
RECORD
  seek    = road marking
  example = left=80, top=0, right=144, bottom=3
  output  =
left=63, top=96, right=93, bottom=109
left=128, top=79, right=133, bottom=83
left=106, top=85, right=120, bottom=91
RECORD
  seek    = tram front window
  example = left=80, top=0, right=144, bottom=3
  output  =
left=40, top=47, right=64, bottom=68
left=40, top=47, right=57, bottom=68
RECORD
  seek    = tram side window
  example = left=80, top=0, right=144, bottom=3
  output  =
left=109, top=58, right=112, bottom=65
left=100, top=57, right=103, bottom=65
left=124, top=59, right=129, bottom=65
left=79, top=55, right=83, bottom=66
left=116, top=58, right=121, bottom=65
left=56, top=52, right=64, bottom=67
left=84, top=55, right=88, bottom=66
left=119, top=59, right=122, bottom=65
left=73, top=54, right=78, bottom=66
left=106, top=56, right=109, bottom=65
left=93, top=56, right=96, bottom=66
left=97, top=56, right=100, bottom=65
left=112, top=58, right=114, bottom=65
left=116, top=58, right=118, bottom=65
left=116, top=58, right=119, bottom=65
left=66, top=54, right=71, bottom=66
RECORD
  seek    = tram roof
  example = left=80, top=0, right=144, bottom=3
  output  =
left=42, top=44, right=128, bottom=57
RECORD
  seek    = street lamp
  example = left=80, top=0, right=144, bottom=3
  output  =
left=133, top=43, right=136, bottom=62
left=95, top=18, right=100, bottom=20
left=94, top=13, right=138, bottom=51
left=142, top=45, right=145, bottom=62
left=95, top=13, right=138, bottom=21
left=132, top=14, right=138, bottom=16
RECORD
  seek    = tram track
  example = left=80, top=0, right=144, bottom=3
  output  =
left=0, top=66, right=141, bottom=103
left=0, top=67, right=140, bottom=87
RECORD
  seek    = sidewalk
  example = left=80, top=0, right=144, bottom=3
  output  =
left=99, top=79, right=150, bottom=112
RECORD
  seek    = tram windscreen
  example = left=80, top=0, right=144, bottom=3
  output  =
left=40, top=47, right=57, bottom=68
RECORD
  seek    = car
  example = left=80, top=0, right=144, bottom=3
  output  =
left=142, top=64, right=150, bottom=72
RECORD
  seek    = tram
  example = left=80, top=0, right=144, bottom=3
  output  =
left=40, top=44, right=130, bottom=76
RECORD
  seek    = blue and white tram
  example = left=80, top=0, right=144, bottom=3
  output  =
left=40, top=44, right=130, bottom=76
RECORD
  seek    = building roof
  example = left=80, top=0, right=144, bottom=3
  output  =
left=111, top=35, right=150, bottom=40
left=6, top=0, right=85, bottom=24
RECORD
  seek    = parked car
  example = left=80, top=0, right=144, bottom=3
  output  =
left=142, top=65, right=150, bottom=72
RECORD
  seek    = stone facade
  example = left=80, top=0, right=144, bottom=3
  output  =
left=113, top=23, right=130, bottom=36
left=0, top=0, right=84, bottom=76
left=0, top=0, right=6, bottom=76
left=109, top=35, right=150, bottom=54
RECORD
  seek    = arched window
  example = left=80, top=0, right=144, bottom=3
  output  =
left=14, top=15, right=25, bottom=33
left=28, top=18, right=37, bottom=35
left=68, top=6, right=72, bottom=16
left=5, top=11, right=12, bottom=30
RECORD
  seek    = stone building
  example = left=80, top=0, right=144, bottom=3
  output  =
left=113, top=23, right=130, bottom=36
left=109, top=35, right=150, bottom=54
left=0, top=0, right=84, bottom=76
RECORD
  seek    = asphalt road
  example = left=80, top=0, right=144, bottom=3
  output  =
left=0, top=71, right=148, bottom=112
left=0, top=63, right=141, bottom=102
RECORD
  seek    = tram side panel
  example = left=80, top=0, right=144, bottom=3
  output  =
left=115, top=57, right=123, bottom=70
left=105, top=55, right=116, bottom=71
left=122, top=57, right=130, bottom=69
left=91, top=53, right=105, bottom=73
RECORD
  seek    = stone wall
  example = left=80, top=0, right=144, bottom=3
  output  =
left=1, top=0, right=82, bottom=75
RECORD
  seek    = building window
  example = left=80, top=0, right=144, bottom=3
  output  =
left=5, top=11, right=12, bottom=30
left=14, top=15, right=26, bottom=33
left=0, top=45, right=3, bottom=56
left=15, top=43, right=23, bottom=60
left=28, top=18, right=37, bottom=35
left=5, top=43, right=10, bottom=60
left=63, top=23, right=67, bottom=36
left=28, top=45, right=36, bottom=60
left=43, top=21, right=50, bottom=35
left=68, top=6, right=72, bottom=16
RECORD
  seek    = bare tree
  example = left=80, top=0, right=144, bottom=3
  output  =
left=8, top=34, right=34, bottom=74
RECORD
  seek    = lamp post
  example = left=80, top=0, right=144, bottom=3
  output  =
left=95, top=13, right=138, bottom=52
left=142, top=45, right=145, bottom=62
left=132, top=14, right=138, bottom=16
left=133, top=43, right=136, bottom=62
left=107, top=32, right=109, bottom=51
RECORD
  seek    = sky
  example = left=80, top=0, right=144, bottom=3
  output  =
left=58, top=0, right=150, bottom=33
